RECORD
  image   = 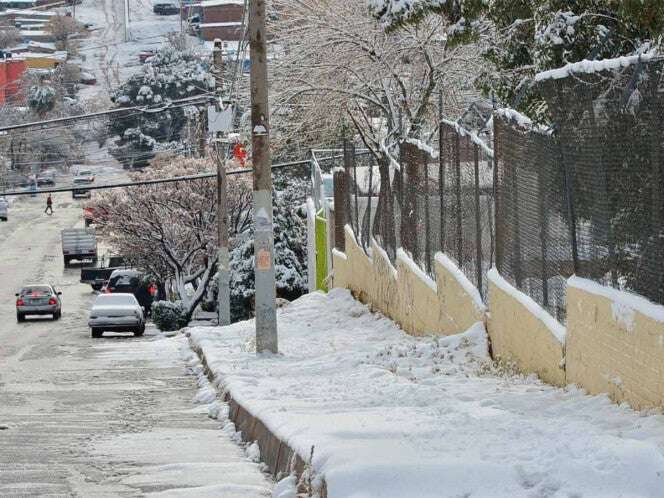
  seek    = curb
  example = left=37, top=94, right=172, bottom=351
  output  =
left=188, top=338, right=328, bottom=498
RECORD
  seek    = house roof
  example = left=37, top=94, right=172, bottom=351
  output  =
left=201, top=0, right=244, bottom=7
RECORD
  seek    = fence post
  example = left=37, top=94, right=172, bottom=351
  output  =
left=363, top=155, right=374, bottom=250
left=333, top=169, right=347, bottom=252
left=473, top=144, right=483, bottom=299
left=512, top=159, right=523, bottom=288
left=536, top=143, right=549, bottom=309
left=402, top=142, right=421, bottom=260
left=455, top=132, right=463, bottom=266
left=557, top=130, right=580, bottom=275
left=424, top=148, right=432, bottom=274
left=439, top=121, right=447, bottom=254
left=494, top=115, right=503, bottom=272
left=343, top=139, right=356, bottom=236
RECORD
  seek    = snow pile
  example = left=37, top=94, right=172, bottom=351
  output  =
left=189, top=289, right=664, bottom=498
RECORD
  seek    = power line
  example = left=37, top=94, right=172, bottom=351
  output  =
left=0, top=158, right=312, bottom=196
left=0, top=95, right=215, bottom=134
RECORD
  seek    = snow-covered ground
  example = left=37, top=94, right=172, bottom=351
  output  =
left=70, top=0, right=201, bottom=104
left=189, top=289, right=664, bottom=498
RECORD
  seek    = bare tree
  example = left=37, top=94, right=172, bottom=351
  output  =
left=0, top=27, right=20, bottom=50
left=46, top=14, right=83, bottom=52
left=269, top=0, right=483, bottom=162
left=91, top=157, right=252, bottom=320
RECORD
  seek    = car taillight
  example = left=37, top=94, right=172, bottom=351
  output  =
left=16, top=299, right=25, bottom=306
left=48, top=297, right=57, bottom=305
left=104, top=287, right=111, bottom=293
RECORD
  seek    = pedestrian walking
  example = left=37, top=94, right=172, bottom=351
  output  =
left=44, top=194, right=53, bottom=215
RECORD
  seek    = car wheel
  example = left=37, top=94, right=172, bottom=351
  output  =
left=91, top=328, right=102, bottom=338
left=54, top=310, right=61, bottom=320
left=134, top=325, right=145, bottom=337
left=16, top=313, right=24, bottom=323
left=63, top=256, right=69, bottom=267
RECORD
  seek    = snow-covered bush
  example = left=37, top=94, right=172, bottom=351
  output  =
left=151, top=300, right=189, bottom=331
left=108, top=41, right=214, bottom=159
left=229, top=177, right=308, bottom=321
left=28, top=85, right=56, bottom=115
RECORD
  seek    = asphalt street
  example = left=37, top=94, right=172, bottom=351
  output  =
left=0, top=193, right=272, bottom=497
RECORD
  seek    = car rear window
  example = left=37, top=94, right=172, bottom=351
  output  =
left=109, top=274, right=139, bottom=287
left=20, top=286, right=51, bottom=296
left=96, top=294, right=136, bottom=306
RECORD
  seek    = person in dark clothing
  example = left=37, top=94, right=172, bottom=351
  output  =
left=44, top=194, right=53, bottom=215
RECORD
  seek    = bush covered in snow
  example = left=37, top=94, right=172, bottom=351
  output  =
left=151, top=300, right=189, bottom=331
left=107, top=41, right=214, bottom=164
left=229, top=177, right=308, bottom=321
left=28, top=85, right=56, bottom=115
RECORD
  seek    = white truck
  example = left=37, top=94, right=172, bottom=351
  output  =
left=61, top=228, right=97, bottom=267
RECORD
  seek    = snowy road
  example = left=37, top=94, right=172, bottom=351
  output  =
left=74, top=0, right=185, bottom=104
left=0, top=195, right=272, bottom=496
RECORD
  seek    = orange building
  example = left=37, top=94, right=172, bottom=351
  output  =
left=0, top=58, right=27, bottom=104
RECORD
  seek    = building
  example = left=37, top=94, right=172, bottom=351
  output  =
left=199, top=0, right=244, bottom=42
left=0, top=57, right=27, bottom=104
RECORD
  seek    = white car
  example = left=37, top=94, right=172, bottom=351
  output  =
left=88, top=293, right=145, bottom=338
left=74, top=168, right=95, bottom=183
left=0, top=197, right=8, bottom=221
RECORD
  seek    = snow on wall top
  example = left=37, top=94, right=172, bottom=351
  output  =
left=435, top=252, right=486, bottom=312
left=441, top=118, right=494, bottom=158
left=488, top=268, right=566, bottom=343
left=534, top=53, right=657, bottom=82
left=396, top=248, right=437, bottom=293
left=568, top=276, right=664, bottom=325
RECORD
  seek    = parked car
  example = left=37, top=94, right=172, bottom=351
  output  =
left=72, top=177, right=92, bottom=199
left=16, top=284, right=62, bottom=322
left=37, top=171, right=56, bottom=186
left=103, top=269, right=154, bottom=315
left=138, top=49, right=156, bottom=63
left=88, top=293, right=145, bottom=338
left=80, top=255, right=129, bottom=291
left=74, top=168, right=95, bottom=183
left=0, top=197, right=8, bottom=221
left=154, top=2, right=179, bottom=14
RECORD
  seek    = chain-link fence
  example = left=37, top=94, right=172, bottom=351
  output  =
left=333, top=58, right=664, bottom=322
left=496, top=57, right=664, bottom=320
left=339, top=122, right=495, bottom=301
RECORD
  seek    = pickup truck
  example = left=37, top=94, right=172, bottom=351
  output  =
left=61, top=228, right=97, bottom=267
left=80, top=256, right=129, bottom=291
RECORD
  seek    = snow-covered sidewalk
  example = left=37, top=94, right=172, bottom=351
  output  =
left=188, top=289, right=664, bottom=498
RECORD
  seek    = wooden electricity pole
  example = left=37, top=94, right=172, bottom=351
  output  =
left=212, top=40, right=230, bottom=326
left=249, top=0, right=277, bottom=353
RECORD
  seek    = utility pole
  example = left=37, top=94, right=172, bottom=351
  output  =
left=249, top=0, right=277, bottom=353
left=215, top=139, right=230, bottom=326
left=212, top=40, right=230, bottom=326
left=179, top=0, right=183, bottom=36
left=123, top=0, right=130, bottom=42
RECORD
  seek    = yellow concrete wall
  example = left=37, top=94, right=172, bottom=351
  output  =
left=435, top=253, right=486, bottom=334
left=566, top=277, right=664, bottom=410
left=331, top=226, right=485, bottom=337
left=487, top=270, right=566, bottom=386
